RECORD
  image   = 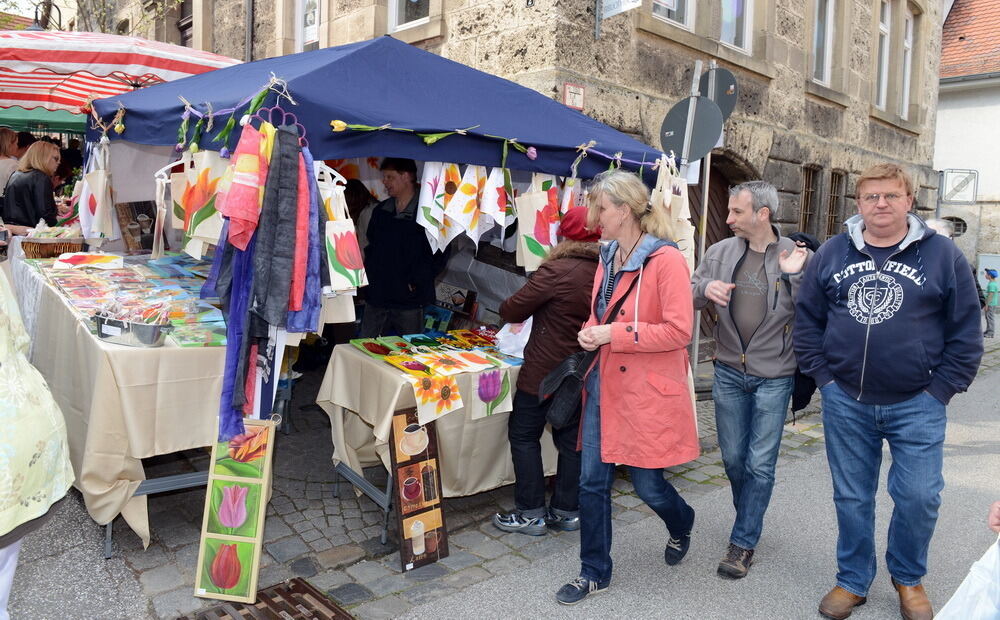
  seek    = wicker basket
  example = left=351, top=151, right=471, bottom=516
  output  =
left=21, top=237, right=85, bottom=259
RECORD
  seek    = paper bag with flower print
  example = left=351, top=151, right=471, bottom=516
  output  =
left=410, top=374, right=464, bottom=426
left=468, top=368, right=513, bottom=420
left=324, top=178, right=368, bottom=292
left=416, top=162, right=445, bottom=252
left=514, top=189, right=551, bottom=272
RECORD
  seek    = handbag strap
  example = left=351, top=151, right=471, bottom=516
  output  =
left=578, top=254, right=652, bottom=368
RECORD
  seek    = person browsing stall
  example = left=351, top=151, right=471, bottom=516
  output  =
left=556, top=170, right=698, bottom=606
left=795, top=163, right=983, bottom=620
left=361, top=158, right=443, bottom=337
left=492, top=206, right=601, bottom=537
left=691, top=180, right=810, bottom=580
left=1, top=141, right=61, bottom=230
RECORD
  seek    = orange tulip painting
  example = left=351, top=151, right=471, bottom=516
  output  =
left=213, top=425, right=269, bottom=478
left=180, top=167, right=221, bottom=231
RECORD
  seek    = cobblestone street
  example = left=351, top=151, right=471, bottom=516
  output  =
left=11, top=338, right=1000, bottom=619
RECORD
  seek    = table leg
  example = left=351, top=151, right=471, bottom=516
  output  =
left=381, top=472, right=393, bottom=545
left=104, top=520, right=114, bottom=560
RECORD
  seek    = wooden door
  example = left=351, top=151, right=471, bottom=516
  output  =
left=687, top=165, right=734, bottom=351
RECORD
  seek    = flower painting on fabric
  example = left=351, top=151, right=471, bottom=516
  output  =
left=417, top=162, right=445, bottom=252
left=198, top=538, right=255, bottom=598
left=324, top=220, right=369, bottom=291
left=207, top=480, right=262, bottom=538
left=213, top=424, right=270, bottom=478
left=514, top=189, right=552, bottom=272
left=469, top=369, right=514, bottom=420
left=410, top=374, right=464, bottom=426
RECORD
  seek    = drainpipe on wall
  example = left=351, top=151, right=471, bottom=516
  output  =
left=245, top=0, right=254, bottom=62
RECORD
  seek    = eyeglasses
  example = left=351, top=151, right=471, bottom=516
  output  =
left=859, top=192, right=907, bottom=205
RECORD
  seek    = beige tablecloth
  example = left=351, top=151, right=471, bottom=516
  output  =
left=25, top=267, right=223, bottom=546
left=316, top=344, right=556, bottom=497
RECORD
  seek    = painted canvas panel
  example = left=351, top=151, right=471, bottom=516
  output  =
left=468, top=369, right=514, bottom=420
left=212, top=424, right=270, bottom=479
left=388, top=408, right=449, bottom=572
left=206, top=480, right=262, bottom=538
left=196, top=538, right=257, bottom=600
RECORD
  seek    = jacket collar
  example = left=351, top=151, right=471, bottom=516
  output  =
left=600, top=234, right=676, bottom=272
left=845, top=213, right=928, bottom=252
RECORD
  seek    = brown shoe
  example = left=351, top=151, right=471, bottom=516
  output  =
left=892, top=578, right=933, bottom=620
left=818, top=586, right=867, bottom=620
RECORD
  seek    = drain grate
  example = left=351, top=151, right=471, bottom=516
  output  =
left=179, top=577, right=354, bottom=620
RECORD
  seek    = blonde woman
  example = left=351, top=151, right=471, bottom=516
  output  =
left=1, top=141, right=60, bottom=228
left=556, top=170, right=699, bottom=605
left=0, top=129, right=16, bottom=198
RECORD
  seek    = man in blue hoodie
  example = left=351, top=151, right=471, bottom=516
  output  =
left=795, top=164, right=982, bottom=620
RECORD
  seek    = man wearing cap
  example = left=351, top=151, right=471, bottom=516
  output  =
left=492, top=207, right=601, bottom=535
left=985, top=268, right=998, bottom=338
left=691, top=180, right=810, bottom=579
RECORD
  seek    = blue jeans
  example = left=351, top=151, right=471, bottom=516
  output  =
left=578, top=369, right=694, bottom=583
left=712, top=362, right=793, bottom=550
left=820, top=382, right=946, bottom=597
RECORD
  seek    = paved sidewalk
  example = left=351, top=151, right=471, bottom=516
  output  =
left=10, top=338, right=1000, bottom=619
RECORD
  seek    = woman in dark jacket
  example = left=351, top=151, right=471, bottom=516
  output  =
left=1, top=141, right=60, bottom=228
left=492, top=206, right=601, bottom=536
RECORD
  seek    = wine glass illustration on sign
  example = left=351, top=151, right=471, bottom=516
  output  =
left=399, top=423, right=429, bottom=456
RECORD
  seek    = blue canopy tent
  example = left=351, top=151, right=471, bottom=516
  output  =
left=89, top=36, right=664, bottom=179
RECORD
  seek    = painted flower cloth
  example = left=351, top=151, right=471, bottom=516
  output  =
left=410, top=374, right=464, bottom=426
left=416, top=161, right=445, bottom=252
left=468, top=368, right=513, bottom=420
left=219, top=122, right=270, bottom=251
left=182, top=150, right=230, bottom=259
left=443, top=165, right=487, bottom=244
left=0, top=268, right=75, bottom=538
left=437, top=163, right=466, bottom=251
left=289, top=152, right=310, bottom=312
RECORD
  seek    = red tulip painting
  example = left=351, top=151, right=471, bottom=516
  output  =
left=325, top=227, right=366, bottom=289
left=199, top=538, right=255, bottom=599
left=210, top=544, right=242, bottom=590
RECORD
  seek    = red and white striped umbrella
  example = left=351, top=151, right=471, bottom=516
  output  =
left=0, top=30, right=240, bottom=113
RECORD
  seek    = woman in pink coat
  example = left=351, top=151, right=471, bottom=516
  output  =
left=556, top=170, right=700, bottom=605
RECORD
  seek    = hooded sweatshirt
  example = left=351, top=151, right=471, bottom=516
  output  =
left=794, top=213, right=983, bottom=405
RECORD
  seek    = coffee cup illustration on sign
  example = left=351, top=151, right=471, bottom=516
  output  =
left=401, top=476, right=422, bottom=501
left=425, top=530, right=439, bottom=554
left=399, top=423, right=429, bottom=456
left=410, top=519, right=426, bottom=555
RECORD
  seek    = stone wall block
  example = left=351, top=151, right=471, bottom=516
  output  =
left=764, top=159, right=803, bottom=194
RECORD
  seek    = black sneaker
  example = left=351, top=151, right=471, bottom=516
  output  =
left=545, top=510, right=581, bottom=532
left=664, top=532, right=691, bottom=565
left=492, top=512, right=547, bottom=536
left=555, top=577, right=609, bottom=605
left=717, top=543, right=754, bottom=579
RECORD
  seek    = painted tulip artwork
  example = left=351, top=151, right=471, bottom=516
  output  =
left=213, top=425, right=269, bottom=478
left=218, top=485, right=248, bottom=529
left=210, top=544, right=241, bottom=590
left=198, top=538, right=256, bottom=599
left=477, top=369, right=512, bottom=417
left=207, top=480, right=261, bottom=537
left=325, top=222, right=369, bottom=290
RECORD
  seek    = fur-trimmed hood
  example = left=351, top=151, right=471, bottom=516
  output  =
left=544, top=240, right=601, bottom=263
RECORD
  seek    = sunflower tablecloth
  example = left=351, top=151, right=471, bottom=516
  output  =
left=316, top=344, right=557, bottom=498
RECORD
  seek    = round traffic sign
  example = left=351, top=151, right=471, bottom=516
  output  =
left=699, top=68, right=738, bottom=120
left=659, top=95, right=724, bottom=162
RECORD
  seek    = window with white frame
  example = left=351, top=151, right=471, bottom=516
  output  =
left=651, top=0, right=692, bottom=30
left=875, top=0, right=891, bottom=110
left=812, top=0, right=835, bottom=84
left=295, top=0, right=320, bottom=52
left=389, top=0, right=430, bottom=32
left=900, top=8, right=914, bottom=119
left=721, top=0, right=752, bottom=53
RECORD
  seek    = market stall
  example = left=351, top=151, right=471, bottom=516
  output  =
left=85, top=36, right=687, bottom=549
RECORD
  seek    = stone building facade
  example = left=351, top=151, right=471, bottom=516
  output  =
left=153, top=0, right=941, bottom=243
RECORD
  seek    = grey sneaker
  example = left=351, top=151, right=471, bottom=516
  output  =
left=493, top=512, right=547, bottom=536
left=555, top=577, right=609, bottom=605
left=545, top=510, right=580, bottom=532
left=717, top=543, right=754, bottom=579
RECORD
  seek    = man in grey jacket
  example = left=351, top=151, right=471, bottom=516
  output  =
left=691, top=180, right=809, bottom=579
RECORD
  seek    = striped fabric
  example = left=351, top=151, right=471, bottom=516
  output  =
left=0, top=30, right=239, bottom=112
